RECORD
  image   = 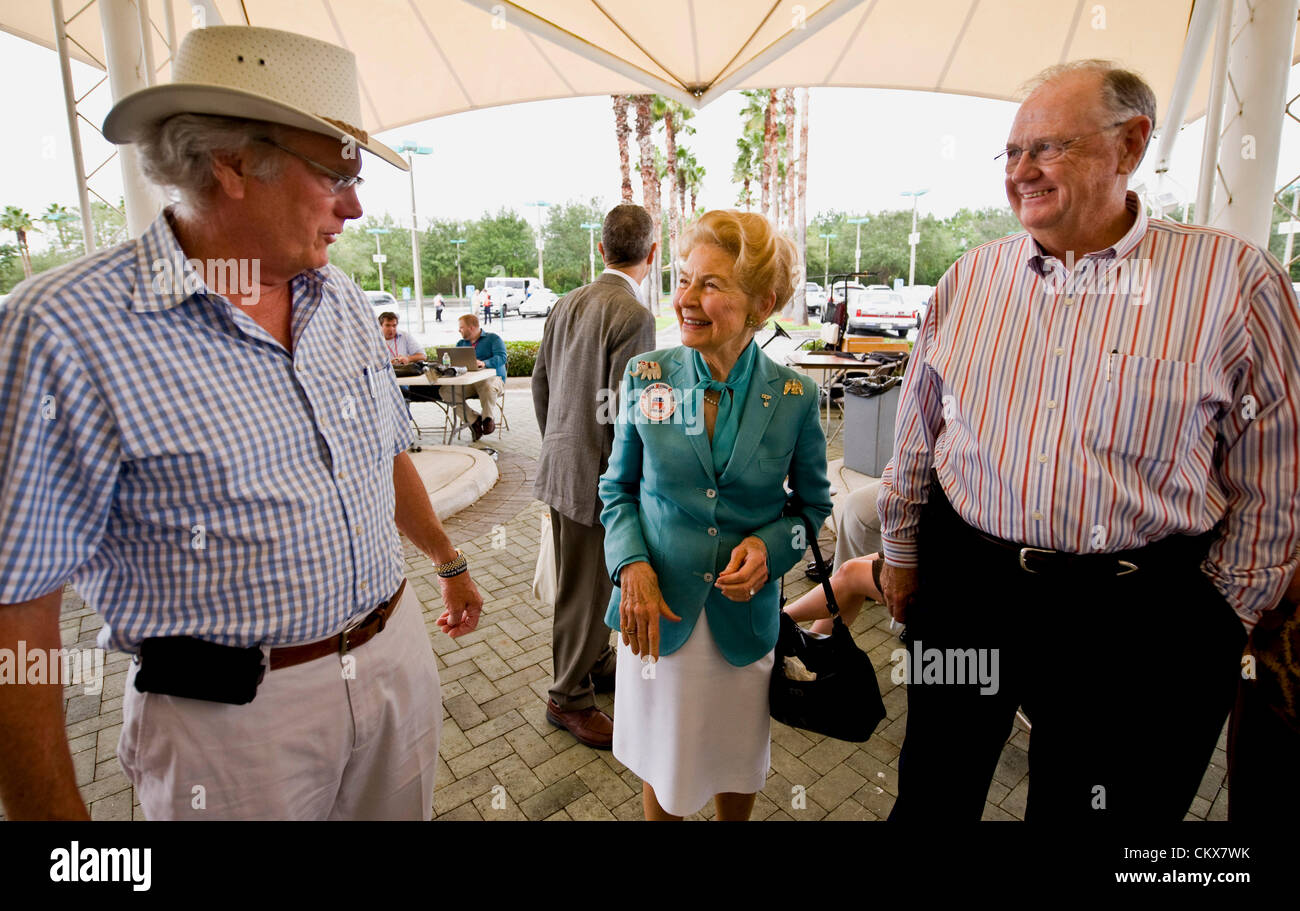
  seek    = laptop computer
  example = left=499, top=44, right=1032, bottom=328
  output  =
left=434, top=346, right=478, bottom=369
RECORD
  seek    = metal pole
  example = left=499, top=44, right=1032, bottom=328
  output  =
left=406, top=152, right=425, bottom=332
left=908, top=196, right=919, bottom=286
left=823, top=235, right=830, bottom=287
left=100, top=0, right=161, bottom=237
left=1284, top=185, right=1299, bottom=277
left=136, top=0, right=156, bottom=86
left=456, top=246, right=463, bottom=300
left=1214, top=0, right=1300, bottom=244
left=375, top=233, right=385, bottom=292
left=1152, top=0, right=1220, bottom=178
left=51, top=0, right=95, bottom=252
left=589, top=226, right=596, bottom=281
left=1196, top=0, right=1233, bottom=224
left=855, top=222, right=862, bottom=274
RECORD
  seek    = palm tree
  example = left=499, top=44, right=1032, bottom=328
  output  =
left=783, top=89, right=797, bottom=236
left=794, top=87, right=811, bottom=324
left=41, top=203, right=76, bottom=252
left=732, top=134, right=760, bottom=210
left=612, top=95, right=634, bottom=203
left=654, top=96, right=695, bottom=296
left=633, top=95, right=661, bottom=312
left=1, top=206, right=36, bottom=280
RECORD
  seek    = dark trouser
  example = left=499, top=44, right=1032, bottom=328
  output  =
left=1227, top=599, right=1300, bottom=822
left=889, top=484, right=1246, bottom=822
left=548, top=507, right=615, bottom=712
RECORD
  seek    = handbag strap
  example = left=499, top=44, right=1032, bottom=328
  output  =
left=799, top=514, right=844, bottom=624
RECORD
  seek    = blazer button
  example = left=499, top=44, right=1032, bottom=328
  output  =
left=703, top=572, right=714, bottom=582
left=708, top=527, right=718, bottom=536
left=705, top=489, right=716, bottom=498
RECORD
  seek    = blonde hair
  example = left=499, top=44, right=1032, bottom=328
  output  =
left=679, top=209, right=798, bottom=319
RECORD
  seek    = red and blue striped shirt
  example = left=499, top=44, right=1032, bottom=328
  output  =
left=879, top=192, right=1300, bottom=627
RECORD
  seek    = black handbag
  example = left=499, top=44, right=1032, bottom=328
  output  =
left=770, top=516, right=887, bottom=742
left=392, top=361, right=426, bottom=377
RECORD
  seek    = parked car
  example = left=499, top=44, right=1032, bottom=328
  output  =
left=518, top=287, right=559, bottom=317
left=845, top=289, right=921, bottom=336
left=366, top=290, right=399, bottom=316
left=828, top=280, right=867, bottom=307
left=803, top=281, right=827, bottom=317
left=484, top=276, right=540, bottom=315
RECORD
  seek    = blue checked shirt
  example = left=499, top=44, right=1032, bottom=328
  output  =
left=0, top=211, right=414, bottom=653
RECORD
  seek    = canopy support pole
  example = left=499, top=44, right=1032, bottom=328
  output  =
left=1152, top=0, right=1221, bottom=179
left=50, top=0, right=97, bottom=252
left=99, top=0, right=162, bottom=238
left=1212, top=0, right=1300, bottom=245
left=1195, top=0, right=1234, bottom=224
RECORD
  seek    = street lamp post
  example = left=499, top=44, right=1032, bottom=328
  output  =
left=451, top=237, right=466, bottom=300
left=818, top=232, right=836, bottom=288
left=527, top=200, right=551, bottom=287
left=580, top=221, right=601, bottom=282
left=900, top=189, right=929, bottom=286
left=397, top=140, right=432, bottom=332
left=366, top=227, right=390, bottom=294
left=847, top=217, right=869, bottom=274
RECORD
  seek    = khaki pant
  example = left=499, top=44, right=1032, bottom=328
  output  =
left=118, top=584, right=442, bottom=820
left=454, top=375, right=504, bottom=425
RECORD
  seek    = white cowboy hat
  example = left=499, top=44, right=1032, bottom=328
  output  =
left=103, top=25, right=407, bottom=171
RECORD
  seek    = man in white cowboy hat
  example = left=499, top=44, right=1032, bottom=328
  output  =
left=0, top=26, right=481, bottom=820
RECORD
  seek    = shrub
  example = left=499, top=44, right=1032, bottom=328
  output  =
left=505, top=341, right=541, bottom=377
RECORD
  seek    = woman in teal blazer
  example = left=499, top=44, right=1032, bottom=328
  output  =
left=600, top=210, right=832, bottom=821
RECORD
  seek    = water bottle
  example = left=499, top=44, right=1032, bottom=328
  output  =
left=441, top=352, right=450, bottom=368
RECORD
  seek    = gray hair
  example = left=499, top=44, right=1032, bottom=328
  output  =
left=1021, top=59, right=1157, bottom=158
left=136, top=114, right=286, bottom=210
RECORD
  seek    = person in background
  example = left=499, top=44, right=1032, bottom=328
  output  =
left=378, top=311, right=425, bottom=365
left=434, top=293, right=445, bottom=323
left=454, top=313, right=506, bottom=441
left=601, top=209, right=832, bottom=820
left=532, top=203, right=657, bottom=748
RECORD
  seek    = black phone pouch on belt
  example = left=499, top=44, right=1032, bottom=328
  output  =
left=134, top=636, right=266, bottom=705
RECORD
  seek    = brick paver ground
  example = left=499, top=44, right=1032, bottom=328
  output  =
left=16, top=364, right=1230, bottom=822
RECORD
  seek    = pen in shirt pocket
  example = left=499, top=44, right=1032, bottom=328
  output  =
left=1106, top=348, right=1118, bottom=382
left=363, top=365, right=378, bottom=399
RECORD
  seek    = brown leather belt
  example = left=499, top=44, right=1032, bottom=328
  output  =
left=269, top=579, right=406, bottom=670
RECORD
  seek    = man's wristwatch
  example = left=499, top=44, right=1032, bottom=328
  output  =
left=433, top=549, right=469, bottom=578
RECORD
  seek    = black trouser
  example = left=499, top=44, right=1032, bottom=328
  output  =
left=889, top=485, right=1246, bottom=821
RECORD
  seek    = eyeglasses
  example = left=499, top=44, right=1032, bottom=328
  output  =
left=257, top=138, right=364, bottom=193
left=995, top=120, right=1129, bottom=171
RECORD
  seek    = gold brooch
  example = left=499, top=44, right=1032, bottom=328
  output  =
left=783, top=379, right=804, bottom=396
left=761, top=393, right=772, bottom=407
left=629, top=360, right=662, bottom=381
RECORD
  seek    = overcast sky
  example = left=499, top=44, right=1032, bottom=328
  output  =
left=4, top=29, right=1300, bottom=250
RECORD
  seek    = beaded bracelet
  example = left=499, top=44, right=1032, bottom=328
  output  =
left=433, top=549, right=469, bottom=578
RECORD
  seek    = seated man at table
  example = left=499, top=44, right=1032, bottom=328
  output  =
left=455, top=313, right=507, bottom=440
left=378, top=311, right=426, bottom=365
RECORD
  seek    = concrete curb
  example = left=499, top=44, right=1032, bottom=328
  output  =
left=407, top=444, right=499, bottom=519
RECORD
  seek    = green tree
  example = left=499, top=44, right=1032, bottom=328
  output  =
left=1, top=206, right=36, bottom=279
left=542, top=198, right=607, bottom=291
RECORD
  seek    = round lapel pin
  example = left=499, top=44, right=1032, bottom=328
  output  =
left=639, top=382, right=676, bottom=422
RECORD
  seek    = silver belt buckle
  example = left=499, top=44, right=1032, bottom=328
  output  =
left=1115, top=560, right=1139, bottom=576
left=1018, top=546, right=1056, bottom=573
left=337, top=610, right=373, bottom=656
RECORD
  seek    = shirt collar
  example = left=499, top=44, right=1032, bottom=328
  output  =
left=129, top=207, right=329, bottom=313
left=1026, top=190, right=1147, bottom=278
left=601, top=267, right=643, bottom=297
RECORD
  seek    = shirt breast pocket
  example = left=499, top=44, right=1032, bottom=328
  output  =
left=1081, top=353, right=1206, bottom=464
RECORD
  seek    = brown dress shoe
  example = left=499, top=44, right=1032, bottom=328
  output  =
left=480, top=416, right=496, bottom=435
left=468, top=417, right=483, bottom=442
left=545, top=699, right=613, bottom=749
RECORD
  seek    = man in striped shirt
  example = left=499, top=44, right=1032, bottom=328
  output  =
left=879, top=60, right=1300, bottom=820
left=0, top=27, right=482, bottom=820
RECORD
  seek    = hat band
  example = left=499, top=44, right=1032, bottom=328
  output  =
left=319, top=115, right=369, bottom=144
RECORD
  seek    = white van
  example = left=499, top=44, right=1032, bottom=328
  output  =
left=483, top=276, right=540, bottom=315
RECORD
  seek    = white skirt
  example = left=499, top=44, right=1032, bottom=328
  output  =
left=612, top=610, right=774, bottom=817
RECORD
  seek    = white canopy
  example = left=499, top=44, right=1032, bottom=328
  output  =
left=6, top=0, right=1297, bottom=133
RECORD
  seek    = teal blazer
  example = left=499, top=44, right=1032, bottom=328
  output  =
left=600, top=344, right=832, bottom=666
